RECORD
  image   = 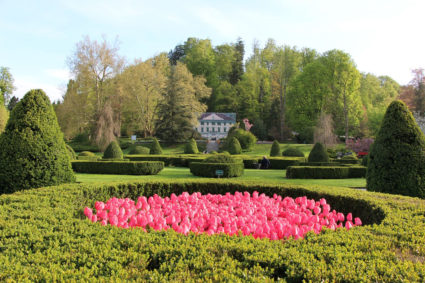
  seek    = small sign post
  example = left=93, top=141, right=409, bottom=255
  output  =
left=215, top=169, right=224, bottom=178
left=131, top=135, right=137, bottom=141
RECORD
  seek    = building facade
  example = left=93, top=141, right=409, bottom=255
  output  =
left=196, top=113, right=236, bottom=140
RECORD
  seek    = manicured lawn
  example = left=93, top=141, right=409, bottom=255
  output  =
left=76, top=167, right=366, bottom=188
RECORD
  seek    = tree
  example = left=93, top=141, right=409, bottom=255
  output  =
left=314, top=113, right=337, bottom=147
left=227, top=137, right=242, bottom=154
left=93, top=101, right=120, bottom=151
left=367, top=100, right=425, bottom=198
left=0, top=89, right=75, bottom=194
left=229, top=38, right=244, bottom=85
left=67, top=36, right=124, bottom=145
left=156, top=62, right=211, bottom=141
left=7, top=96, right=19, bottom=111
left=184, top=138, right=199, bottom=154
left=118, top=54, right=167, bottom=137
left=0, top=102, right=8, bottom=133
left=270, top=140, right=281, bottom=156
left=0, top=67, right=16, bottom=105
left=410, top=69, right=425, bottom=114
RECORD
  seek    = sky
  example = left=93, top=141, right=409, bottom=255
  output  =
left=1, top=0, right=425, bottom=102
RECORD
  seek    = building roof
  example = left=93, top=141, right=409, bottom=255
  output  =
left=199, top=112, right=236, bottom=122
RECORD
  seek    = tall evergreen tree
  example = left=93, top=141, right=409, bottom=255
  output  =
left=230, top=38, right=244, bottom=85
left=0, top=89, right=75, bottom=194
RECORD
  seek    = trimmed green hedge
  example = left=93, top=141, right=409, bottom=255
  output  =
left=190, top=162, right=244, bottom=178
left=268, top=157, right=305, bottom=169
left=76, top=155, right=100, bottom=161
left=0, top=180, right=424, bottom=281
left=72, top=161, right=164, bottom=175
left=286, top=166, right=367, bottom=179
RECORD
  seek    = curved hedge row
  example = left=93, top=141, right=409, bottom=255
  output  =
left=286, top=166, right=367, bottom=179
left=190, top=162, right=244, bottom=178
left=0, top=180, right=424, bottom=281
left=72, top=161, right=164, bottom=175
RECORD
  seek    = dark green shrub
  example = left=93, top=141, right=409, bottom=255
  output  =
left=128, top=146, right=150, bottom=155
left=66, top=144, right=76, bottom=160
left=367, top=100, right=425, bottom=198
left=184, top=138, right=199, bottom=154
left=227, top=137, right=242, bottom=155
left=203, top=154, right=239, bottom=164
left=190, top=162, right=244, bottom=177
left=72, top=161, right=164, bottom=175
left=282, top=147, right=305, bottom=157
left=270, top=140, right=281, bottom=156
left=73, top=132, right=90, bottom=143
left=0, top=89, right=75, bottom=194
left=308, top=142, right=329, bottom=163
left=286, top=166, right=366, bottom=179
left=228, top=128, right=257, bottom=150
left=150, top=138, right=163, bottom=155
left=296, top=126, right=314, bottom=143
left=79, top=151, right=95, bottom=157
left=361, top=155, right=369, bottom=167
left=119, top=140, right=133, bottom=149
left=103, top=141, right=123, bottom=160
left=267, top=157, right=304, bottom=169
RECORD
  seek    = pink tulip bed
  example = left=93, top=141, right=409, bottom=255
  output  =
left=84, top=191, right=362, bottom=240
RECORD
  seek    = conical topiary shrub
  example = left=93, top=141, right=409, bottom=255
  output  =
left=270, top=140, right=281, bottom=156
left=228, top=137, right=242, bottom=155
left=282, top=147, right=305, bottom=157
left=0, top=89, right=75, bottom=194
left=184, top=138, right=199, bottom=154
left=66, top=144, right=77, bottom=160
left=128, top=146, right=150, bottom=155
left=103, top=140, right=123, bottom=160
left=367, top=100, right=425, bottom=198
left=150, top=138, right=163, bottom=155
left=308, top=142, right=329, bottom=163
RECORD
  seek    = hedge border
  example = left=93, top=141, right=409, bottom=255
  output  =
left=71, top=161, right=164, bottom=175
left=189, top=162, right=244, bottom=178
left=0, top=180, right=424, bottom=281
left=286, top=166, right=367, bottom=179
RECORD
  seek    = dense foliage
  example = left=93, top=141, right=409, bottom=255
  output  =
left=66, top=144, right=77, bottom=160
left=227, top=137, right=242, bottom=154
left=286, top=166, right=366, bottom=179
left=184, top=138, right=199, bottom=154
left=190, top=162, right=244, bottom=178
left=103, top=141, right=123, bottom=160
left=227, top=128, right=257, bottom=150
left=0, top=180, right=424, bottom=281
left=72, top=161, right=164, bottom=175
left=203, top=154, right=238, bottom=164
left=367, top=100, right=425, bottom=198
left=308, top=142, right=329, bottom=163
left=150, top=138, right=163, bottom=155
left=0, top=89, right=75, bottom=194
left=270, top=140, right=281, bottom=156
left=282, top=147, right=305, bottom=157
left=128, top=146, right=150, bottom=155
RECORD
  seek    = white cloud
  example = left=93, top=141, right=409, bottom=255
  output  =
left=45, top=68, right=71, bottom=81
left=14, top=76, right=65, bottom=102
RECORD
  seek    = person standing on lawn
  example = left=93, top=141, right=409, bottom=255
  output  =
left=260, top=156, right=270, bottom=169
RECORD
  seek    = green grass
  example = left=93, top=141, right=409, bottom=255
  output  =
left=76, top=167, right=366, bottom=188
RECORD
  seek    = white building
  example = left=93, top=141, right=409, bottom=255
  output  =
left=196, top=113, right=236, bottom=140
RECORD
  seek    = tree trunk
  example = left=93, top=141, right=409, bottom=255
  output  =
left=343, top=88, right=349, bottom=141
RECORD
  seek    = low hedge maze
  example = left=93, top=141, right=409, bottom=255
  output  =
left=0, top=180, right=424, bottom=281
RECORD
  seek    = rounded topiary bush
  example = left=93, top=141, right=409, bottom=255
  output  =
left=0, top=89, right=75, bottom=194
left=270, top=140, right=281, bottom=157
left=66, top=144, right=76, bottom=160
left=203, top=154, right=240, bottom=164
left=79, top=151, right=95, bottom=157
left=282, top=147, right=305, bottom=157
left=228, top=137, right=242, bottom=155
left=128, top=146, right=150, bottom=155
left=150, top=138, right=163, bottom=155
left=103, top=141, right=123, bottom=160
left=184, top=138, right=199, bottom=154
left=367, top=100, right=425, bottom=198
left=229, top=129, right=257, bottom=150
left=190, top=154, right=244, bottom=178
left=308, top=142, right=329, bottom=163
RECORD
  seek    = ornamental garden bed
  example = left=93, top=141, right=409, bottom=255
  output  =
left=0, top=180, right=424, bottom=281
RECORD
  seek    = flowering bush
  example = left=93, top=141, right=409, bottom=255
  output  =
left=84, top=191, right=362, bottom=240
left=346, top=138, right=374, bottom=154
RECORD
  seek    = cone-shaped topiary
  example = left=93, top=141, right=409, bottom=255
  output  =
left=270, top=140, right=281, bottom=156
left=128, top=146, right=150, bottom=155
left=103, top=140, right=123, bottom=160
left=282, top=147, right=305, bottom=157
left=228, top=137, right=242, bottom=155
left=367, top=100, right=425, bottom=198
left=66, top=144, right=76, bottom=160
left=308, top=142, right=329, bottom=163
left=150, top=138, right=163, bottom=155
left=184, top=138, right=199, bottom=154
left=0, top=89, right=75, bottom=194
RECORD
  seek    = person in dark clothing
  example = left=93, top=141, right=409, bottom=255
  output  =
left=260, top=156, right=270, bottom=169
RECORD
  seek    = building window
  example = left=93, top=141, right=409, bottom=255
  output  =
left=218, top=127, right=220, bottom=132
left=217, top=122, right=220, bottom=126
left=201, top=122, right=204, bottom=126
left=201, top=128, right=204, bottom=133
left=224, top=128, right=227, bottom=132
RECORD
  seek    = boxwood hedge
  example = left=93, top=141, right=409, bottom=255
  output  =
left=71, top=161, right=164, bottom=175
left=190, top=162, right=244, bottom=178
left=0, top=180, right=424, bottom=281
left=286, top=166, right=367, bottom=179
